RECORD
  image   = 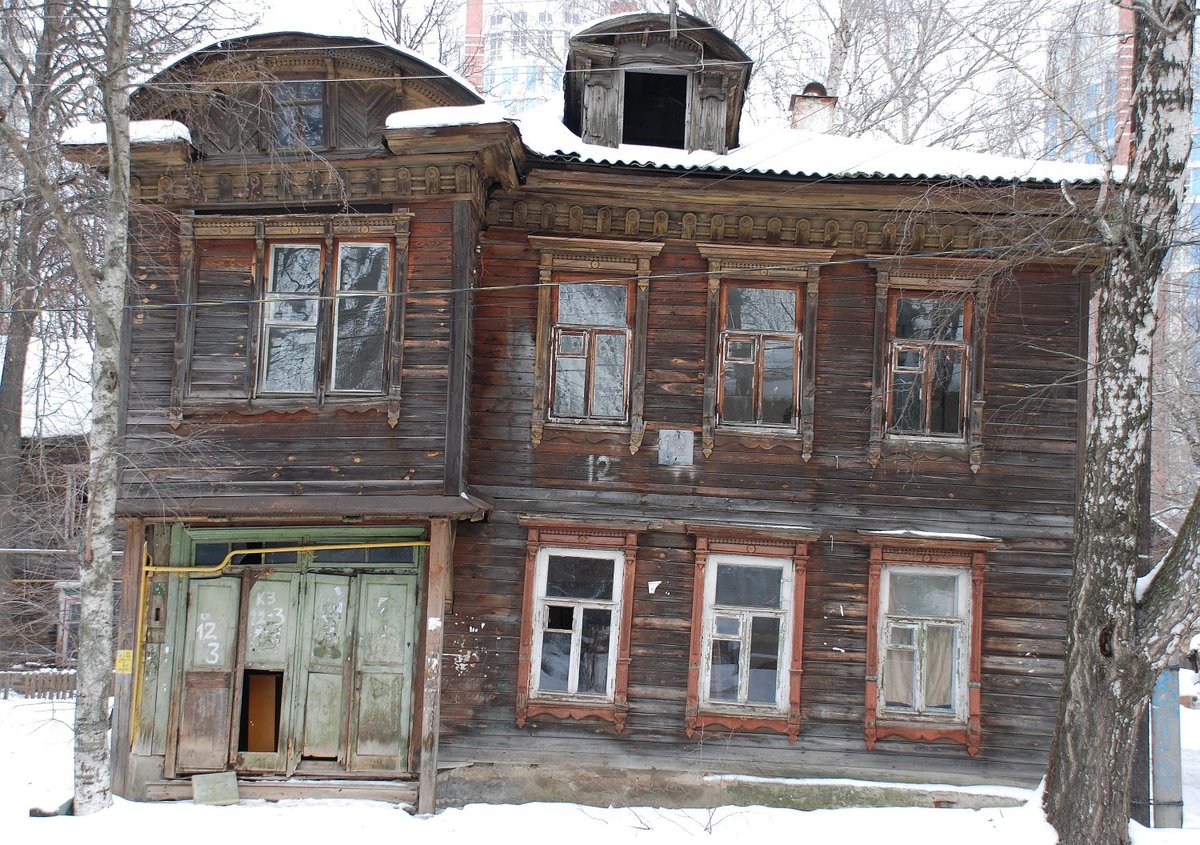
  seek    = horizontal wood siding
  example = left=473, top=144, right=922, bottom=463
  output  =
left=119, top=200, right=461, bottom=508
left=439, top=219, right=1083, bottom=786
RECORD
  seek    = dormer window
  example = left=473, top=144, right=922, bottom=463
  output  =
left=273, top=80, right=325, bottom=149
left=564, top=12, right=751, bottom=155
left=622, top=71, right=687, bottom=148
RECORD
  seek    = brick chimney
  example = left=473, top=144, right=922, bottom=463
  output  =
left=790, top=82, right=837, bottom=133
left=464, top=0, right=484, bottom=93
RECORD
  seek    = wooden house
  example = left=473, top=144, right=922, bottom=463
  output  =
left=84, top=14, right=1103, bottom=810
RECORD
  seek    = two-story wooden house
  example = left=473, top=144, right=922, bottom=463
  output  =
left=82, top=13, right=1104, bottom=811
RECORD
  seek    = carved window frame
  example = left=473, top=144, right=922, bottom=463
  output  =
left=698, top=244, right=834, bottom=459
left=684, top=532, right=811, bottom=741
left=270, top=78, right=329, bottom=152
left=868, top=257, right=992, bottom=472
left=529, top=236, right=663, bottom=453
left=862, top=535, right=993, bottom=756
left=516, top=524, right=639, bottom=732
left=171, top=214, right=412, bottom=425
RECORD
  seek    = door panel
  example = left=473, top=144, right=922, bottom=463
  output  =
left=295, top=574, right=352, bottom=763
left=349, top=575, right=416, bottom=772
left=176, top=577, right=241, bottom=773
left=234, top=574, right=299, bottom=772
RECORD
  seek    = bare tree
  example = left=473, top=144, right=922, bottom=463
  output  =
left=1041, top=2, right=1200, bottom=844
left=361, top=0, right=466, bottom=71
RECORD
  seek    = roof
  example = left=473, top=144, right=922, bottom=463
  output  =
left=135, top=29, right=483, bottom=104
left=513, top=104, right=1108, bottom=185
left=60, top=120, right=191, bottom=147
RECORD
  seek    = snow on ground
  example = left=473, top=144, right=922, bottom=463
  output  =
left=2, top=696, right=1196, bottom=845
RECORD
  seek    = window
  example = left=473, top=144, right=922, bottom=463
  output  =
left=864, top=537, right=990, bottom=755
left=550, top=281, right=630, bottom=421
left=685, top=534, right=810, bottom=740
left=719, top=285, right=800, bottom=428
left=261, top=241, right=391, bottom=396
left=868, top=258, right=991, bottom=472
left=622, top=71, right=688, bottom=149
left=529, top=237, right=663, bottom=452
left=698, top=244, right=834, bottom=459
left=886, top=294, right=969, bottom=437
left=273, top=80, right=325, bottom=149
left=516, top=525, right=638, bottom=731
left=176, top=215, right=412, bottom=424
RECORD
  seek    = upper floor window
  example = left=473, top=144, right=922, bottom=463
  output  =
left=869, top=258, right=992, bottom=472
left=685, top=534, right=810, bottom=741
left=886, top=294, right=970, bottom=437
left=261, top=241, right=390, bottom=396
left=622, top=71, right=688, bottom=148
left=516, top=524, right=639, bottom=732
left=529, top=237, right=663, bottom=453
left=698, top=244, right=833, bottom=459
left=174, top=215, right=412, bottom=425
left=273, top=80, right=325, bottom=149
left=550, top=280, right=631, bottom=422
left=720, top=285, right=801, bottom=428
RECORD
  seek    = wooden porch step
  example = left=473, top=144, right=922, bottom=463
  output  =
left=145, top=777, right=418, bottom=806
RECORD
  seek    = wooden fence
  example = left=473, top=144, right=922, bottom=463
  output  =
left=0, top=670, right=76, bottom=700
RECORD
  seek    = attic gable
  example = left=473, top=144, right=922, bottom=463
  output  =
left=563, top=13, right=751, bottom=154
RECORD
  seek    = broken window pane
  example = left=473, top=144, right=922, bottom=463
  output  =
left=726, top=287, right=796, bottom=333
left=715, top=564, right=782, bottom=608
left=545, top=555, right=614, bottom=600
left=709, top=640, right=740, bottom=701
left=262, top=326, right=317, bottom=394
left=748, top=616, right=780, bottom=703
left=577, top=608, right=612, bottom=695
left=889, top=573, right=957, bottom=617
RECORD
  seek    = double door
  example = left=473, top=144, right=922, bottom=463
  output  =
left=173, top=571, right=416, bottom=777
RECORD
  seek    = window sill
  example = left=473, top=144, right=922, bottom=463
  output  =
left=866, top=717, right=979, bottom=755
left=180, top=397, right=388, bottom=418
left=686, top=708, right=800, bottom=742
left=879, top=436, right=970, bottom=460
left=517, top=698, right=628, bottom=733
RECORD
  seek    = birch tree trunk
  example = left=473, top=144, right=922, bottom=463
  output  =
left=72, top=0, right=131, bottom=813
left=1044, top=2, right=1200, bottom=843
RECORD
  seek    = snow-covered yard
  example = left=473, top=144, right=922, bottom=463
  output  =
left=2, top=692, right=1197, bottom=845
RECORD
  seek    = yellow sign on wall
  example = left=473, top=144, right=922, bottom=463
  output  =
left=114, top=650, right=133, bottom=674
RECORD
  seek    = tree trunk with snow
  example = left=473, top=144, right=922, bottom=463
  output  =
left=72, top=0, right=131, bottom=814
left=1044, top=3, right=1200, bottom=844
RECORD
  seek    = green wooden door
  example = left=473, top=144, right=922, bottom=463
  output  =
left=175, top=577, right=241, bottom=772
left=232, top=574, right=299, bottom=772
left=348, top=574, right=417, bottom=773
left=293, top=574, right=353, bottom=768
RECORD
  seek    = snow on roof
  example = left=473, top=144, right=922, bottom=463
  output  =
left=862, top=529, right=997, bottom=542
left=386, top=103, right=509, bottom=131
left=513, top=102, right=1107, bottom=185
left=138, top=29, right=481, bottom=102
left=60, top=119, right=192, bottom=147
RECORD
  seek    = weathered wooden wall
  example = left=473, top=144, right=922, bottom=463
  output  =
left=120, top=198, right=463, bottom=512
left=438, top=202, right=1082, bottom=787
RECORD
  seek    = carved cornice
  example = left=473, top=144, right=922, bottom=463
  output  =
left=192, top=213, right=412, bottom=241
left=697, top=243, right=835, bottom=281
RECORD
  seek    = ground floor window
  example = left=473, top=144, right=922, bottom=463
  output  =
left=516, top=524, right=638, bottom=732
left=685, top=535, right=810, bottom=741
left=864, top=537, right=990, bottom=755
